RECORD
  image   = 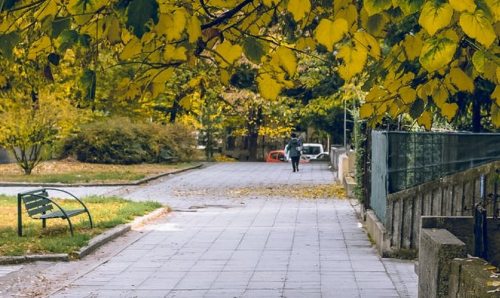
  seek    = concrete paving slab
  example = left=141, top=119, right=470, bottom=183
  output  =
left=1, top=162, right=418, bottom=297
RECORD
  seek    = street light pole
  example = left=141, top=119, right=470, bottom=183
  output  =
left=344, top=97, right=347, bottom=150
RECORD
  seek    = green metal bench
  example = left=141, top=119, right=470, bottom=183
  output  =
left=17, top=188, right=93, bottom=236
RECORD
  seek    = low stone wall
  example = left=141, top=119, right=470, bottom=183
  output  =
left=418, top=228, right=467, bottom=298
left=422, top=216, right=500, bottom=268
left=418, top=217, right=500, bottom=298
left=449, top=258, right=500, bottom=297
left=365, top=210, right=391, bottom=256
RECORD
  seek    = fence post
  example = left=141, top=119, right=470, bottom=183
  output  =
left=473, top=175, right=488, bottom=259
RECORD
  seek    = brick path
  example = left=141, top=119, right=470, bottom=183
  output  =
left=0, top=162, right=417, bottom=297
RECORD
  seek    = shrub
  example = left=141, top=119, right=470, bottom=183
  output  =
left=63, top=117, right=196, bottom=164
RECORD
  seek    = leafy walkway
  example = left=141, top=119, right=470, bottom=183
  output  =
left=0, top=162, right=417, bottom=297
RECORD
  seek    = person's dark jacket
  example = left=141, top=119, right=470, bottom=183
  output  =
left=287, top=138, right=302, bottom=158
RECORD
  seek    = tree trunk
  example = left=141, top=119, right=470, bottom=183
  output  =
left=472, top=97, right=481, bottom=132
left=247, top=132, right=258, bottom=161
left=247, top=106, right=263, bottom=161
left=170, top=98, right=180, bottom=123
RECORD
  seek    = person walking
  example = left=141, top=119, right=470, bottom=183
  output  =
left=286, top=133, right=302, bottom=172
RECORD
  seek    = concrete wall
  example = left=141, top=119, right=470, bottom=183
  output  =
left=421, top=216, right=500, bottom=269
left=330, top=146, right=346, bottom=172
left=418, top=228, right=467, bottom=298
left=449, top=258, right=500, bottom=297
left=384, top=161, right=499, bottom=251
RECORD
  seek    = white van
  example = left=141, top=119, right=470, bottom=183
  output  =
left=301, top=143, right=325, bottom=160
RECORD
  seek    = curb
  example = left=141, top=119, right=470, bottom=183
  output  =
left=0, top=164, right=204, bottom=187
left=0, top=207, right=169, bottom=265
left=0, top=254, right=69, bottom=265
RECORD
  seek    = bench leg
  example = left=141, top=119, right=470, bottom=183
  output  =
left=42, top=218, right=46, bottom=229
left=66, top=217, right=74, bottom=236
left=86, top=211, right=93, bottom=229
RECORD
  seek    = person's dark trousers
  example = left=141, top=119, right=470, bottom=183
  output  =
left=291, top=156, right=300, bottom=172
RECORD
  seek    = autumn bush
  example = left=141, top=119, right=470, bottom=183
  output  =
left=63, top=117, right=197, bottom=164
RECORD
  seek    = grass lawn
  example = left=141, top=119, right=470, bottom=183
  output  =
left=0, top=195, right=163, bottom=256
left=0, top=161, right=196, bottom=184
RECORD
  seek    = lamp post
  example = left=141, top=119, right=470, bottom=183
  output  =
left=344, top=97, right=347, bottom=150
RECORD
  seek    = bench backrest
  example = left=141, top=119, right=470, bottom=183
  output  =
left=20, top=190, right=53, bottom=217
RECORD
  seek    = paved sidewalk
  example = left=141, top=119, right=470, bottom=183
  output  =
left=53, top=199, right=412, bottom=298
left=0, top=162, right=417, bottom=297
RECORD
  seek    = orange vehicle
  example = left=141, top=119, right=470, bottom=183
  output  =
left=266, top=150, right=287, bottom=162
left=266, top=150, right=309, bottom=163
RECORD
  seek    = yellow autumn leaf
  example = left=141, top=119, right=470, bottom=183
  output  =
left=187, top=16, right=202, bottom=43
left=363, top=0, right=392, bottom=16
left=296, top=37, right=316, bottom=50
left=262, top=0, right=280, bottom=7
left=418, top=111, right=432, bottom=130
left=361, top=10, right=389, bottom=37
left=419, top=36, right=457, bottom=72
left=0, top=75, right=7, bottom=88
left=449, top=68, right=474, bottom=92
left=34, top=0, right=58, bottom=21
left=418, top=2, right=453, bottom=36
left=433, top=86, right=449, bottom=108
left=179, top=95, right=192, bottom=109
left=492, top=86, right=500, bottom=106
left=449, top=0, right=476, bottom=13
left=444, top=75, right=458, bottom=95
left=366, top=86, right=388, bottom=102
left=399, top=86, right=416, bottom=104
left=441, top=103, right=458, bottom=121
left=403, top=34, right=423, bottom=60
left=337, top=44, right=368, bottom=80
left=220, top=69, right=231, bottom=85
left=394, top=0, right=423, bottom=15
left=157, top=10, right=187, bottom=42
left=28, top=36, right=51, bottom=60
left=314, top=18, right=348, bottom=51
left=354, top=31, right=380, bottom=59
left=485, top=0, right=500, bottom=21
left=334, top=0, right=351, bottom=14
left=492, top=104, right=500, bottom=127
left=163, top=45, right=187, bottom=62
left=388, top=101, right=399, bottom=118
left=215, top=41, right=242, bottom=67
left=459, top=10, right=496, bottom=48
left=257, top=74, right=283, bottom=100
left=335, top=4, right=358, bottom=32
left=119, top=37, right=142, bottom=60
left=151, top=82, right=165, bottom=98
left=417, top=79, right=437, bottom=99
left=105, top=16, right=122, bottom=44
left=287, top=0, right=311, bottom=21
left=272, top=46, right=297, bottom=76
left=359, top=103, right=374, bottom=118
left=152, top=68, right=174, bottom=84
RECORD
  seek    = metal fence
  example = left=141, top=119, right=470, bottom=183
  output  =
left=370, top=131, right=500, bottom=223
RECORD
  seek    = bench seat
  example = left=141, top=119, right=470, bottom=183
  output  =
left=38, top=209, right=87, bottom=219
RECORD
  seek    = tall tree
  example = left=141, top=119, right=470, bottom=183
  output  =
left=0, top=0, right=498, bottom=130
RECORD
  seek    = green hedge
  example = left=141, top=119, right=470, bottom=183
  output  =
left=63, top=117, right=196, bottom=164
